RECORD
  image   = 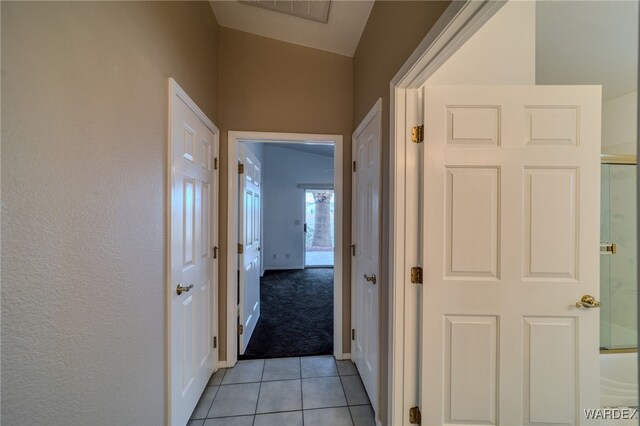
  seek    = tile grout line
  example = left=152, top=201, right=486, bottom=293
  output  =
left=218, top=376, right=303, bottom=385
left=252, top=359, right=266, bottom=426
left=212, top=408, right=303, bottom=417
left=201, top=369, right=224, bottom=420
left=205, top=368, right=226, bottom=419
left=337, top=360, right=356, bottom=426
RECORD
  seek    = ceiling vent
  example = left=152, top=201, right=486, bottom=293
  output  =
left=239, top=1, right=331, bottom=23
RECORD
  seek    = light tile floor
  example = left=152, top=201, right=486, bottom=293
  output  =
left=189, top=356, right=374, bottom=426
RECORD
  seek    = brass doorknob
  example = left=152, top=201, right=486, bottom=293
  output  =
left=576, top=295, right=600, bottom=308
left=364, top=274, right=377, bottom=285
left=176, top=283, right=194, bottom=295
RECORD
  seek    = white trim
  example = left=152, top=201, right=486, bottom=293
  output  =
left=302, top=189, right=307, bottom=268
left=264, top=266, right=306, bottom=271
left=390, top=0, right=506, bottom=89
left=167, top=78, right=219, bottom=426
left=351, top=97, right=382, bottom=412
left=387, top=2, right=504, bottom=425
left=166, top=78, right=173, bottom=426
left=354, top=98, right=383, bottom=138
left=227, top=131, right=343, bottom=367
left=341, top=353, right=351, bottom=360
left=170, top=78, right=219, bottom=134
left=210, top=107, right=220, bottom=387
left=297, top=183, right=334, bottom=190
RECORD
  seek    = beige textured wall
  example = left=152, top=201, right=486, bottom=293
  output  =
left=217, top=27, right=353, bottom=359
left=353, top=1, right=450, bottom=420
left=1, top=2, right=219, bottom=424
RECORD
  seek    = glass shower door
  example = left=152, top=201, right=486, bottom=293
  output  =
left=600, top=161, right=637, bottom=350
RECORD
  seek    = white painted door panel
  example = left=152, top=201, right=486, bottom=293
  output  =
left=239, top=144, right=261, bottom=354
left=352, top=102, right=381, bottom=412
left=170, top=83, right=218, bottom=426
left=421, top=86, right=601, bottom=425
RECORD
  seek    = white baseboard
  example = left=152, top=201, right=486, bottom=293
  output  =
left=216, top=360, right=230, bottom=369
left=264, top=266, right=305, bottom=271
left=334, top=352, right=351, bottom=360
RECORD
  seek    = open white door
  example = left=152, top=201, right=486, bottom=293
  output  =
left=238, top=144, right=261, bottom=355
left=421, top=85, right=601, bottom=425
left=352, top=99, right=382, bottom=413
left=169, top=79, right=218, bottom=426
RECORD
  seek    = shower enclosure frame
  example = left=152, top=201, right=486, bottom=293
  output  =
left=602, top=154, right=637, bottom=165
left=600, top=153, right=637, bottom=354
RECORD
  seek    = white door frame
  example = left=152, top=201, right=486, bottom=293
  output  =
left=387, top=2, right=505, bottom=425
left=226, top=131, right=344, bottom=366
left=352, top=97, right=382, bottom=414
left=166, top=78, right=219, bottom=425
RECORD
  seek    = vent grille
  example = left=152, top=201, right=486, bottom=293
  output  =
left=239, top=0, right=331, bottom=23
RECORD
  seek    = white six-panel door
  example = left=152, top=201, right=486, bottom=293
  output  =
left=239, top=144, right=261, bottom=355
left=352, top=100, right=382, bottom=413
left=421, top=86, right=601, bottom=425
left=170, top=79, right=218, bottom=426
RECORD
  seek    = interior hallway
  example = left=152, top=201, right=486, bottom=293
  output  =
left=189, top=356, right=374, bottom=426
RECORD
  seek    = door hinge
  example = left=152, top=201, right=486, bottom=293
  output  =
left=214, top=157, right=218, bottom=170
left=409, top=406, right=421, bottom=424
left=351, top=329, right=355, bottom=340
left=237, top=243, right=244, bottom=254
left=410, top=266, right=423, bottom=284
left=350, top=244, right=356, bottom=257
left=238, top=162, right=245, bottom=174
left=212, top=246, right=219, bottom=259
left=411, top=125, right=424, bottom=144
left=352, top=161, right=357, bottom=172
left=238, top=324, right=244, bottom=335
left=213, top=336, right=217, bottom=349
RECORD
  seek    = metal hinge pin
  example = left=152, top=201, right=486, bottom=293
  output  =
left=411, top=267, right=423, bottom=284
left=411, top=125, right=424, bottom=144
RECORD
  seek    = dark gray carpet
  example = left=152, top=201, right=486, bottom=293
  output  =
left=239, top=268, right=333, bottom=359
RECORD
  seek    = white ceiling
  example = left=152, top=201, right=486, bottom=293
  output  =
left=209, top=0, right=374, bottom=56
left=536, top=0, right=638, bottom=101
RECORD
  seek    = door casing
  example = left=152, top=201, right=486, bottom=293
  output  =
left=166, top=78, right=219, bottom=426
left=225, top=131, right=344, bottom=367
left=238, top=143, right=262, bottom=354
left=351, top=98, right=382, bottom=414
left=388, top=1, right=507, bottom=425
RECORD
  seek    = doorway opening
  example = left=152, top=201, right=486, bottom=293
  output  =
left=304, top=188, right=335, bottom=267
left=226, top=131, right=344, bottom=367
left=238, top=142, right=335, bottom=359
